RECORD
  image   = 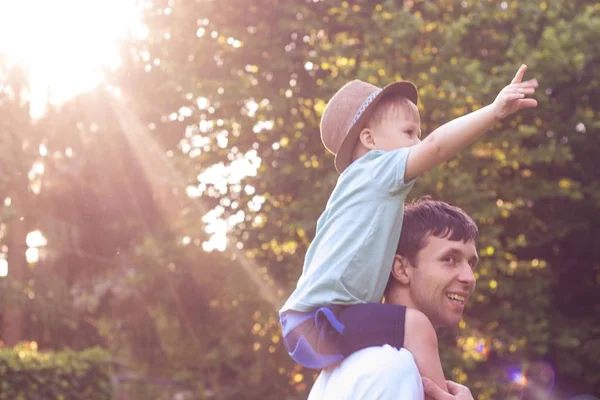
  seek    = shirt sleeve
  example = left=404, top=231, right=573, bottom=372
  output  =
left=308, top=346, right=424, bottom=400
left=368, top=148, right=417, bottom=195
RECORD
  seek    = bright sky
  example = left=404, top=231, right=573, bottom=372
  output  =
left=0, top=0, right=141, bottom=117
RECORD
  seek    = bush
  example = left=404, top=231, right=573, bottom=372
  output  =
left=0, top=342, right=112, bottom=400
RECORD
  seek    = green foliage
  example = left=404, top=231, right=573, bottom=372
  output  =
left=0, top=343, right=112, bottom=400
left=112, top=0, right=599, bottom=397
left=1, top=0, right=599, bottom=399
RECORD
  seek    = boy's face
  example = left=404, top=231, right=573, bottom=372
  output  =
left=370, top=104, right=421, bottom=151
left=406, top=235, right=478, bottom=329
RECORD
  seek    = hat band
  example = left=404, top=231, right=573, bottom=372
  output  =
left=349, top=89, right=382, bottom=129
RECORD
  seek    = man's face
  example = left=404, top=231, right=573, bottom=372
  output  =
left=407, top=235, right=478, bottom=329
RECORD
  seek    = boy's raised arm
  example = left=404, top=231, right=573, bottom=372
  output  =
left=404, top=64, right=538, bottom=182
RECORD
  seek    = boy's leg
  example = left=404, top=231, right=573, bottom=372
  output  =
left=334, top=303, right=406, bottom=357
left=280, top=303, right=406, bottom=369
left=403, top=308, right=448, bottom=393
left=280, top=308, right=345, bottom=369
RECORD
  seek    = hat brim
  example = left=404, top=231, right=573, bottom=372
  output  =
left=334, top=81, right=418, bottom=173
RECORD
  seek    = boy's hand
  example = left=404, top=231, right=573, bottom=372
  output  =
left=492, top=64, right=538, bottom=120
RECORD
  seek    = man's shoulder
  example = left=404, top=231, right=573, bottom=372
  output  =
left=309, top=346, right=424, bottom=400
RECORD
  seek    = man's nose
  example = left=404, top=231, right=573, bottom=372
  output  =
left=458, top=264, right=476, bottom=288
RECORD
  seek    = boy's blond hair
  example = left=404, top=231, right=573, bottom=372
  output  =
left=365, top=95, right=420, bottom=129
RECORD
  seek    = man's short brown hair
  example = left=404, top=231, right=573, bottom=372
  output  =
left=396, top=197, right=479, bottom=267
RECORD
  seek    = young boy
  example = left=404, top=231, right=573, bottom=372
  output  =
left=280, top=65, right=538, bottom=391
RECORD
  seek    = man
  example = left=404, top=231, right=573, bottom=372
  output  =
left=309, top=197, right=479, bottom=399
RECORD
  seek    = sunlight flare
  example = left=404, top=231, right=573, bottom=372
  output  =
left=108, top=95, right=284, bottom=310
left=0, top=259, right=8, bottom=277
left=0, top=0, right=141, bottom=117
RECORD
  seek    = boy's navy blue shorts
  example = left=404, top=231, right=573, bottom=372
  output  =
left=279, top=303, right=406, bottom=369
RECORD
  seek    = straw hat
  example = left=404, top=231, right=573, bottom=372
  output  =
left=320, top=79, right=418, bottom=173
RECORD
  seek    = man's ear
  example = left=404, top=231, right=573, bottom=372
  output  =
left=358, top=127, right=376, bottom=149
left=391, top=254, right=411, bottom=285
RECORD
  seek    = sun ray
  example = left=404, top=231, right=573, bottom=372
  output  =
left=107, top=93, right=284, bottom=311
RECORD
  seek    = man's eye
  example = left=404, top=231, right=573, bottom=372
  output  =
left=443, top=256, right=456, bottom=264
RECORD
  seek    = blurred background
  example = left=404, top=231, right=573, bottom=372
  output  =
left=0, top=0, right=598, bottom=399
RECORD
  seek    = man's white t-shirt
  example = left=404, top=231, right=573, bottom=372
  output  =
left=308, top=345, right=424, bottom=400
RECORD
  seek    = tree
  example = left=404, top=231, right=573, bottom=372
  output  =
left=1, top=0, right=598, bottom=398
left=115, top=0, right=600, bottom=397
left=0, top=59, right=40, bottom=346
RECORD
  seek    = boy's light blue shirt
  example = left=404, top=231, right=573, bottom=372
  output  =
left=281, top=148, right=416, bottom=313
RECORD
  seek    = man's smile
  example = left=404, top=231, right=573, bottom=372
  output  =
left=445, top=291, right=469, bottom=306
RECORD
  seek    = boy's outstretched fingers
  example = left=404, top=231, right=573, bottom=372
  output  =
left=423, top=377, right=474, bottom=400
left=492, top=64, right=539, bottom=119
left=511, top=64, right=528, bottom=84
left=519, top=97, right=538, bottom=109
